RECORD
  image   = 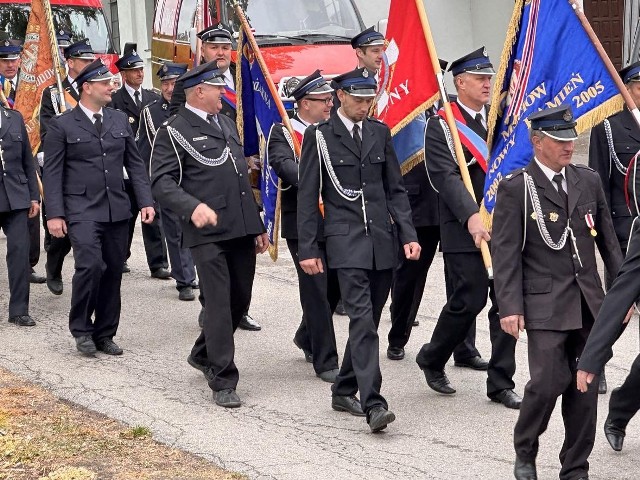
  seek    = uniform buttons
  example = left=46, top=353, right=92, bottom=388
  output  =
left=106, top=186, right=110, bottom=190
left=361, top=163, right=365, bottom=168
left=365, top=200, right=369, bottom=204
left=572, top=254, right=577, bottom=259
left=76, top=138, right=80, bottom=141
left=241, top=192, right=246, bottom=196
left=369, top=219, right=373, bottom=223
left=203, top=145, right=206, bottom=148
left=103, top=153, right=106, bottom=156
left=339, top=159, right=344, bottom=163
left=120, top=132, right=124, bottom=136
left=239, top=173, right=243, bottom=177
left=376, top=156, right=381, bottom=160
left=575, top=273, right=579, bottom=277
left=362, top=182, right=366, bottom=187
left=105, top=169, right=108, bottom=173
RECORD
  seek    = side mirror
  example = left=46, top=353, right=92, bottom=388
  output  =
left=189, top=27, right=198, bottom=54
left=377, top=19, right=388, bottom=37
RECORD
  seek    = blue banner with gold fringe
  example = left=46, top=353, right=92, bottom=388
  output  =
left=485, top=0, right=623, bottom=216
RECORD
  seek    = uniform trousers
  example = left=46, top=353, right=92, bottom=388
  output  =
left=0, top=209, right=30, bottom=317
left=416, top=251, right=516, bottom=396
left=189, top=236, right=256, bottom=392
left=515, top=316, right=597, bottom=480
left=67, top=220, right=129, bottom=340
left=28, top=213, right=40, bottom=268
left=42, top=200, right=72, bottom=280
left=124, top=180, right=168, bottom=271
left=332, top=268, right=392, bottom=415
left=609, top=354, right=640, bottom=428
left=162, top=207, right=196, bottom=289
left=286, top=239, right=340, bottom=374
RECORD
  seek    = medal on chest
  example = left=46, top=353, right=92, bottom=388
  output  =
left=585, top=212, right=597, bottom=237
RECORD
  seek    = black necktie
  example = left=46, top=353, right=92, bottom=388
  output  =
left=553, top=173, right=568, bottom=211
left=9, top=80, right=15, bottom=100
left=475, top=113, right=487, bottom=136
left=93, top=113, right=102, bottom=135
left=208, top=114, right=227, bottom=139
left=134, top=90, right=141, bottom=110
left=352, top=124, right=362, bottom=155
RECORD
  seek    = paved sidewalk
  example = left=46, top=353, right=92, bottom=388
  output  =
left=0, top=225, right=638, bottom=479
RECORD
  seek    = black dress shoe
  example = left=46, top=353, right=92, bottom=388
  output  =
left=490, top=389, right=522, bottom=409
left=8, top=315, right=36, bottom=327
left=604, top=417, right=625, bottom=451
left=514, top=456, right=537, bottom=480
left=386, top=346, right=405, bottom=360
left=331, top=395, right=365, bottom=416
left=334, top=300, right=347, bottom=316
left=239, top=313, right=261, bottom=331
left=178, top=286, right=195, bottom=301
left=122, top=262, right=131, bottom=273
left=454, top=355, right=489, bottom=371
left=187, top=355, right=215, bottom=383
left=95, top=338, right=123, bottom=355
left=75, top=335, right=97, bottom=354
left=214, top=389, right=241, bottom=408
left=151, top=267, right=172, bottom=279
left=198, top=308, right=205, bottom=328
left=29, top=270, right=46, bottom=284
left=412, top=319, right=419, bottom=326
left=191, top=281, right=199, bottom=289
left=419, top=366, right=456, bottom=394
left=293, top=337, right=313, bottom=363
left=598, top=370, right=607, bottom=394
left=316, top=369, right=338, bottom=383
left=46, top=277, right=63, bottom=295
left=368, top=406, right=396, bottom=433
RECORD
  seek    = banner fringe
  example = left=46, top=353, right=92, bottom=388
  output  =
left=400, top=150, right=425, bottom=175
left=480, top=203, right=493, bottom=231
left=235, top=29, right=245, bottom=145
left=390, top=92, right=439, bottom=135
left=576, top=94, right=624, bottom=133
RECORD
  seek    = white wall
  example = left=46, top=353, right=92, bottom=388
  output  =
left=114, top=0, right=155, bottom=88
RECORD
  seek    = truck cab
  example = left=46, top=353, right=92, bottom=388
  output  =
left=151, top=0, right=365, bottom=94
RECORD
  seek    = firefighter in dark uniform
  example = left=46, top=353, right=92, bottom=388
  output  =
left=0, top=103, right=40, bottom=326
left=170, top=24, right=262, bottom=331
left=267, top=70, right=340, bottom=381
left=39, top=38, right=95, bottom=296
left=151, top=61, right=268, bottom=408
left=587, top=60, right=640, bottom=394
left=492, top=105, right=623, bottom=480
left=0, top=38, right=45, bottom=284
left=43, top=59, right=155, bottom=355
left=137, top=61, right=197, bottom=302
left=298, top=67, right=420, bottom=432
left=415, top=48, right=519, bottom=408
left=109, top=43, right=169, bottom=279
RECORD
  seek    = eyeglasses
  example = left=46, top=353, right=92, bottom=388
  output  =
left=304, top=97, right=334, bottom=106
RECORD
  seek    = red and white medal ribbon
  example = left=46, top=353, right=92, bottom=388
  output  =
left=585, top=212, right=597, bottom=237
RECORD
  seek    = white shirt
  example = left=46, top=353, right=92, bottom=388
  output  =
left=124, top=82, right=142, bottom=104
left=78, top=101, right=103, bottom=123
left=337, top=108, right=363, bottom=140
left=185, top=102, right=211, bottom=122
left=457, top=99, right=486, bottom=130
left=223, top=69, right=234, bottom=89
left=535, top=157, right=566, bottom=193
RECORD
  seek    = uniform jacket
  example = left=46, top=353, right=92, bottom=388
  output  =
left=42, top=105, right=154, bottom=222
left=297, top=114, right=417, bottom=270
left=170, top=63, right=237, bottom=121
left=267, top=115, right=304, bottom=239
left=150, top=106, right=264, bottom=248
left=492, top=160, right=623, bottom=331
left=39, top=77, right=80, bottom=149
left=137, top=96, right=170, bottom=173
left=108, top=85, right=159, bottom=138
left=405, top=159, right=439, bottom=228
left=425, top=102, right=487, bottom=252
left=0, top=107, right=39, bottom=212
left=589, top=108, right=640, bottom=249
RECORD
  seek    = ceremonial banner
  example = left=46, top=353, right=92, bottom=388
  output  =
left=237, top=28, right=282, bottom=260
left=485, top=0, right=624, bottom=215
left=376, top=0, right=439, bottom=173
left=14, top=0, right=60, bottom=153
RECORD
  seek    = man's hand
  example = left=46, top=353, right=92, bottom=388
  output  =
left=28, top=201, right=40, bottom=219
left=191, top=203, right=218, bottom=228
left=623, top=306, right=635, bottom=324
left=403, top=242, right=421, bottom=260
left=500, top=314, right=525, bottom=339
left=467, top=212, right=491, bottom=248
left=300, top=258, right=324, bottom=275
left=576, top=370, right=596, bottom=393
left=255, top=233, right=269, bottom=254
left=47, top=217, right=67, bottom=238
left=140, top=206, right=155, bottom=224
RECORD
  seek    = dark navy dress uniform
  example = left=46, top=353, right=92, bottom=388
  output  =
left=298, top=69, right=417, bottom=426
left=151, top=63, right=265, bottom=394
left=137, top=62, right=196, bottom=292
left=415, top=50, right=517, bottom=400
left=0, top=106, right=40, bottom=319
left=493, top=106, right=623, bottom=480
left=267, top=72, right=340, bottom=376
left=42, top=60, right=154, bottom=343
left=109, top=43, right=167, bottom=274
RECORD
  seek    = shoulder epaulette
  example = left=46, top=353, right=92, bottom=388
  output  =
left=504, top=168, right=526, bottom=181
left=147, top=99, right=159, bottom=107
left=574, top=163, right=595, bottom=172
left=162, top=114, right=180, bottom=127
left=367, top=116, right=385, bottom=124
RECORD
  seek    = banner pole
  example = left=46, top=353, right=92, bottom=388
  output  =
left=42, top=0, right=66, bottom=113
left=414, top=0, right=493, bottom=277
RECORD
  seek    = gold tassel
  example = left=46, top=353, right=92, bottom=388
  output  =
left=400, top=150, right=425, bottom=175
left=270, top=178, right=282, bottom=262
left=576, top=94, right=624, bottom=133
left=235, top=29, right=245, bottom=145
left=487, top=0, right=525, bottom=148
left=480, top=203, right=493, bottom=231
left=389, top=93, right=439, bottom=135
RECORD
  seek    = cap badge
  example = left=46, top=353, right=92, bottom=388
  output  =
left=132, top=50, right=137, bottom=56
left=59, top=29, right=64, bottom=35
left=162, top=65, right=168, bottom=72
left=362, top=69, right=369, bottom=78
left=129, top=117, right=135, bottom=124
left=86, top=40, right=91, bottom=46
left=217, top=23, right=223, bottom=29
left=549, top=212, right=559, bottom=222
left=3, top=40, right=8, bottom=47
left=483, top=47, right=487, bottom=57
left=563, top=110, right=572, bottom=122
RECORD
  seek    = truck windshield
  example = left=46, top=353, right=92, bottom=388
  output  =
left=223, top=0, right=362, bottom=38
left=0, top=4, right=114, bottom=54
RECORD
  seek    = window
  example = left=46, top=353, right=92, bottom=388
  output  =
left=176, top=0, right=197, bottom=42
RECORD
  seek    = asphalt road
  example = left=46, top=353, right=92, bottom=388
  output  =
left=0, top=201, right=638, bottom=479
